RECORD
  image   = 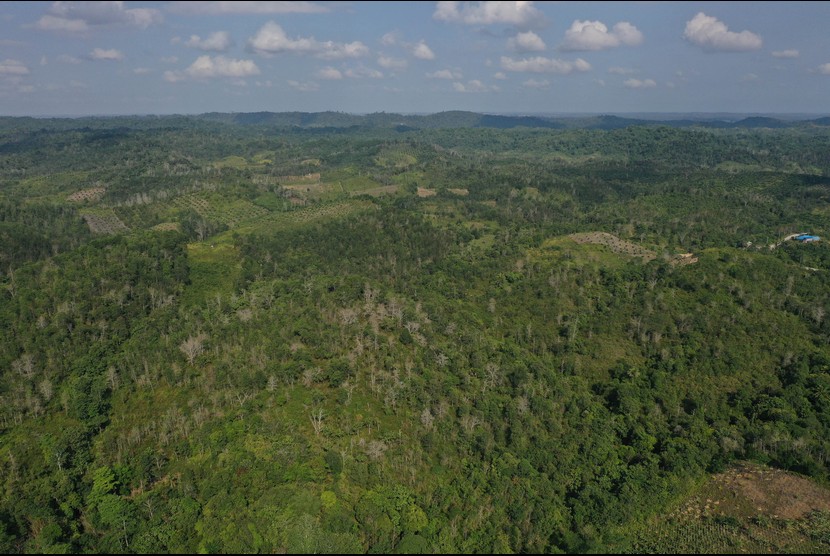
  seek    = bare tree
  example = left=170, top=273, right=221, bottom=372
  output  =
left=38, top=378, right=54, bottom=402
left=12, top=354, right=35, bottom=380
left=420, top=407, right=434, bottom=430
left=301, top=367, right=321, bottom=387
left=179, top=333, right=207, bottom=365
left=310, top=407, right=325, bottom=436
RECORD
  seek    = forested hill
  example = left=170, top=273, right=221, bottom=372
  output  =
left=2, top=111, right=830, bottom=132
left=2, top=119, right=830, bottom=553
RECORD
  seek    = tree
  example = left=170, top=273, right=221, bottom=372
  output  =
left=179, top=333, right=207, bottom=365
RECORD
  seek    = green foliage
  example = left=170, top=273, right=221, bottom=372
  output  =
left=3, top=116, right=830, bottom=553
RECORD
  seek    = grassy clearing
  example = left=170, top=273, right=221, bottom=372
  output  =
left=375, top=151, right=417, bottom=169
left=182, top=242, right=240, bottom=307
left=79, top=208, right=130, bottom=235
left=66, top=186, right=106, bottom=203
left=629, top=462, right=830, bottom=554
left=14, top=171, right=91, bottom=200
left=171, top=194, right=270, bottom=228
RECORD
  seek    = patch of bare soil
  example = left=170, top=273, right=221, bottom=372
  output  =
left=713, top=462, right=830, bottom=520
left=67, top=187, right=106, bottom=203
left=569, top=231, right=656, bottom=261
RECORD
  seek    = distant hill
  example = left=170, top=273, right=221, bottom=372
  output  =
left=194, top=111, right=830, bottom=131
left=2, top=111, right=829, bottom=132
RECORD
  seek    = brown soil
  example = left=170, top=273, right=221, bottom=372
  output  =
left=569, top=231, right=656, bottom=261
left=713, top=462, right=830, bottom=520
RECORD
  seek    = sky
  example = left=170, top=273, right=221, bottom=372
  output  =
left=1, top=1, right=829, bottom=116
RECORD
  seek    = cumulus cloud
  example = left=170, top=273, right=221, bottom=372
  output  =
left=608, top=66, right=637, bottom=75
left=287, top=80, right=319, bottom=91
left=248, top=21, right=368, bottom=60
left=772, top=49, right=799, bottom=59
left=133, top=67, right=151, bottom=75
left=522, top=78, right=549, bottom=89
left=89, top=48, right=124, bottom=61
left=501, top=55, right=590, bottom=74
left=623, top=78, right=656, bottom=88
left=493, top=71, right=507, bottom=79
left=316, top=66, right=343, bottom=79
left=683, top=12, right=762, bottom=52
left=434, top=1, right=543, bottom=27
left=378, top=56, right=407, bottom=70
left=560, top=20, right=643, bottom=51
left=0, top=59, right=29, bottom=75
left=508, top=31, right=546, bottom=52
left=186, top=31, right=233, bottom=52
left=380, top=31, right=400, bottom=46
left=166, top=55, right=261, bottom=81
left=819, top=63, right=830, bottom=75
left=168, top=1, right=328, bottom=15
left=427, top=69, right=462, bottom=79
left=411, top=41, right=436, bottom=60
left=56, top=54, right=82, bottom=64
left=34, top=1, right=162, bottom=34
left=344, top=66, right=383, bottom=79
left=452, top=79, right=498, bottom=93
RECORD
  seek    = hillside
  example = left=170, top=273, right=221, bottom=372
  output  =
left=1, top=119, right=830, bottom=553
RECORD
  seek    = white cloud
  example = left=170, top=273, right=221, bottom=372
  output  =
left=0, top=59, right=29, bottom=75
left=164, top=70, right=185, bottom=83
left=623, top=78, right=656, bottom=89
left=89, top=48, right=124, bottom=61
left=819, top=63, right=830, bottom=75
left=317, top=66, right=343, bottom=79
left=522, top=78, right=549, bottom=89
left=493, top=71, right=506, bottom=79
left=434, top=1, right=543, bottom=27
left=34, top=14, right=89, bottom=33
left=168, top=1, right=328, bottom=15
left=380, top=31, right=400, bottom=46
left=452, top=79, right=498, bottom=93
left=287, top=80, right=319, bottom=91
left=57, top=54, right=82, bottom=64
left=508, top=30, right=546, bottom=52
left=344, top=66, right=383, bottom=79
left=166, top=55, right=260, bottom=82
left=501, top=55, right=590, bottom=74
left=608, top=66, right=637, bottom=75
left=40, top=56, right=48, bottom=66
left=427, top=69, right=462, bottom=79
left=378, top=56, right=407, bottom=70
left=18, top=85, right=35, bottom=93
left=161, top=56, right=179, bottom=64
left=683, top=12, right=762, bottom=52
left=186, top=31, right=233, bottom=52
left=772, top=49, right=799, bottom=59
left=739, top=73, right=758, bottom=82
left=411, top=41, right=436, bottom=60
left=34, top=1, right=162, bottom=34
left=248, top=21, right=368, bottom=60
left=133, top=67, right=151, bottom=75
left=561, top=20, right=643, bottom=51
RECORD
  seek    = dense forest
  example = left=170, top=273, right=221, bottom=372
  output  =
left=2, top=113, right=830, bottom=553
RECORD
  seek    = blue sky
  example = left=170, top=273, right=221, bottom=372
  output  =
left=1, top=1, right=829, bottom=116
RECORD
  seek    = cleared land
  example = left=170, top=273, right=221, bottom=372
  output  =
left=632, top=462, right=830, bottom=554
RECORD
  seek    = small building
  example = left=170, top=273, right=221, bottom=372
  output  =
left=795, top=234, right=820, bottom=243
